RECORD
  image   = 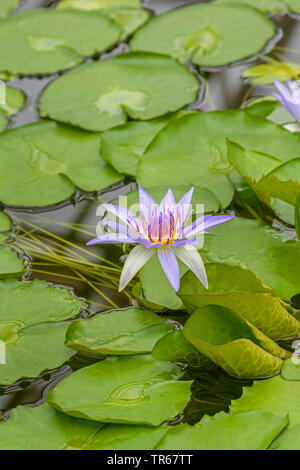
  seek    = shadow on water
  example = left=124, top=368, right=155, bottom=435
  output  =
left=0, top=0, right=299, bottom=421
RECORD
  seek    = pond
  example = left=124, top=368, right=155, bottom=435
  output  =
left=0, top=0, right=300, bottom=451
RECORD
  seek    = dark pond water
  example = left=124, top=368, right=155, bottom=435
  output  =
left=0, top=0, right=299, bottom=424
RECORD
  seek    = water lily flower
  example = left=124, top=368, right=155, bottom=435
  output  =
left=273, top=78, right=300, bottom=121
left=87, top=187, right=234, bottom=292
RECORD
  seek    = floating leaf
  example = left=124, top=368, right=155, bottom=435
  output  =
left=0, top=246, right=24, bottom=278
left=179, top=264, right=300, bottom=340
left=183, top=305, right=285, bottom=377
left=0, top=0, right=20, bottom=18
left=0, top=86, right=25, bottom=132
left=245, top=97, right=295, bottom=125
left=202, top=217, right=300, bottom=300
left=0, top=279, right=83, bottom=325
left=216, top=0, right=300, bottom=14
left=0, top=404, right=101, bottom=450
left=269, top=424, right=300, bottom=450
left=296, top=193, right=300, bottom=239
left=47, top=355, right=192, bottom=425
left=137, top=110, right=300, bottom=208
left=39, top=52, right=200, bottom=132
left=0, top=9, right=120, bottom=75
left=230, top=375, right=300, bottom=427
left=0, top=320, right=74, bottom=385
left=0, top=279, right=82, bottom=384
left=0, top=121, right=122, bottom=207
left=130, top=3, right=275, bottom=67
left=66, top=307, right=173, bottom=356
left=156, top=410, right=288, bottom=450
left=152, top=330, right=209, bottom=367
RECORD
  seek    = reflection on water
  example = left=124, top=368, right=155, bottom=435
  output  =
left=1, top=0, right=300, bottom=421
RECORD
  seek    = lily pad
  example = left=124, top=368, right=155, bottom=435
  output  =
left=0, top=403, right=102, bottom=450
left=183, top=305, right=285, bottom=377
left=47, top=354, right=192, bottom=425
left=0, top=279, right=83, bottom=325
left=0, top=9, right=121, bottom=75
left=137, top=110, right=300, bottom=208
left=215, top=0, right=300, bottom=14
left=202, top=217, right=300, bottom=300
left=66, top=307, right=173, bottom=356
left=156, top=410, right=288, bottom=450
left=0, top=212, right=11, bottom=232
left=280, top=358, right=300, bottom=381
left=39, top=52, right=200, bottom=132
left=179, top=264, right=300, bottom=340
left=0, top=121, right=122, bottom=207
left=245, top=97, right=295, bottom=125
left=152, top=330, right=209, bottom=367
left=269, top=424, right=300, bottom=450
left=0, top=86, right=25, bottom=132
left=0, top=246, right=24, bottom=278
left=0, top=279, right=82, bottom=384
left=0, top=0, right=20, bottom=18
left=130, top=3, right=276, bottom=67
left=230, top=375, right=300, bottom=427
left=0, top=320, right=74, bottom=385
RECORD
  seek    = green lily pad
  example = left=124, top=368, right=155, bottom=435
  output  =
left=137, top=110, right=300, bottom=208
left=0, top=0, right=20, bottom=18
left=152, top=331, right=209, bottom=367
left=202, top=217, right=300, bottom=300
left=245, top=97, right=295, bottom=125
left=0, top=246, right=24, bottom=278
left=215, top=0, right=299, bottom=14
left=183, top=305, right=285, bottom=377
left=130, top=3, right=275, bottom=67
left=156, top=410, right=288, bottom=450
left=0, top=9, right=121, bottom=75
left=230, top=375, right=300, bottom=427
left=0, top=320, right=74, bottom=385
left=0, top=279, right=83, bottom=325
left=39, top=52, right=200, bottom=132
left=0, top=86, right=25, bottom=133
left=0, top=279, right=82, bottom=384
left=0, top=121, right=122, bottom=207
left=296, top=193, right=300, bottom=239
left=47, top=355, right=192, bottom=425
left=179, top=264, right=300, bottom=341
left=66, top=307, right=173, bottom=356
left=0, top=403, right=102, bottom=450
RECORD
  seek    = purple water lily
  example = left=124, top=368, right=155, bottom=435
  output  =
left=87, top=187, right=234, bottom=292
left=273, top=79, right=300, bottom=121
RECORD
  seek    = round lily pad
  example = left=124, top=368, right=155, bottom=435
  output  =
left=57, top=0, right=141, bottom=10
left=0, top=279, right=83, bottom=384
left=137, top=110, right=300, bottom=208
left=47, top=355, right=192, bottom=425
left=0, top=121, right=123, bottom=207
left=39, top=52, right=200, bottom=132
left=0, top=9, right=121, bottom=75
left=130, top=3, right=276, bottom=67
